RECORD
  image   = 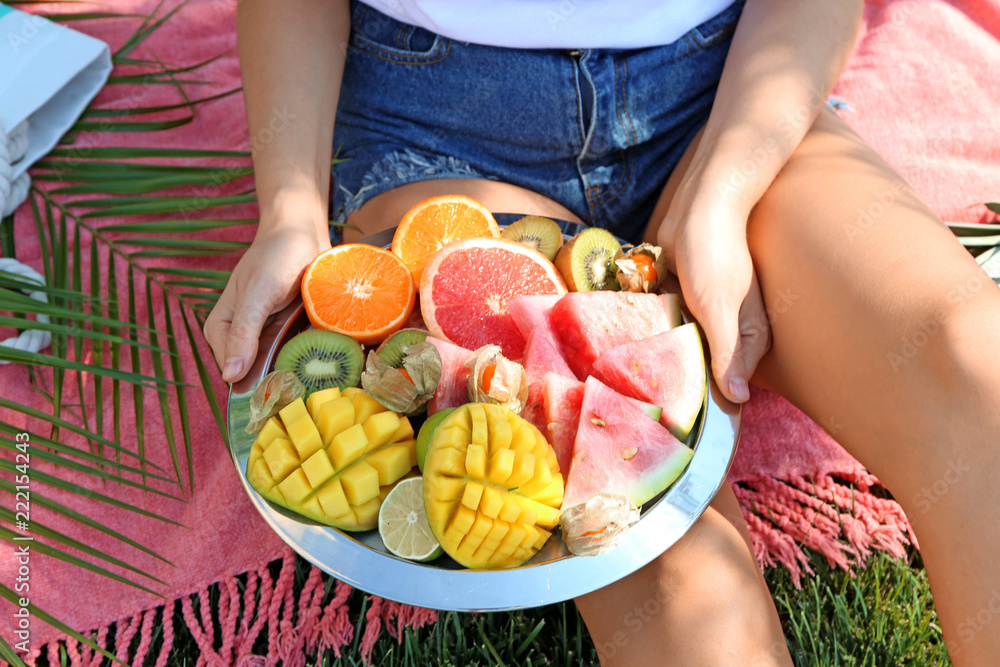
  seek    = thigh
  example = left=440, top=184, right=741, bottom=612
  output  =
left=648, top=109, right=1000, bottom=496
left=342, top=178, right=584, bottom=243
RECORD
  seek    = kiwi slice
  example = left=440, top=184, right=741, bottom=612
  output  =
left=274, top=329, right=363, bottom=393
left=554, top=227, right=622, bottom=291
left=500, top=215, right=564, bottom=260
left=375, top=328, right=428, bottom=367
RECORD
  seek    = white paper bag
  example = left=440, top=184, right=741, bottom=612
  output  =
left=0, top=3, right=111, bottom=213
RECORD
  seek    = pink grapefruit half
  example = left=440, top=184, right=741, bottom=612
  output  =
left=420, top=238, right=567, bottom=359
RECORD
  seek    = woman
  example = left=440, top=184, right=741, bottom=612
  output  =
left=204, top=0, right=1000, bottom=663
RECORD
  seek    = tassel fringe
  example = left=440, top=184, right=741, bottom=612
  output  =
left=6, top=474, right=907, bottom=665
left=10, top=546, right=437, bottom=667
left=733, top=473, right=916, bottom=587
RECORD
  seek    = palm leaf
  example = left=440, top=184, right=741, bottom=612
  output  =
left=0, top=3, right=271, bottom=654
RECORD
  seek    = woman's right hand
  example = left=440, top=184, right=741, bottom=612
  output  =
left=204, top=220, right=331, bottom=383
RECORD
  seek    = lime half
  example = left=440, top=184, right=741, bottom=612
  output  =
left=378, top=477, right=443, bottom=562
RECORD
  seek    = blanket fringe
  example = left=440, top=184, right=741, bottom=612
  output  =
left=13, top=546, right=437, bottom=667
left=8, top=477, right=904, bottom=665
left=732, top=473, right=917, bottom=587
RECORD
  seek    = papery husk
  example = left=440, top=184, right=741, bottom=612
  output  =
left=245, top=370, right=307, bottom=434
left=615, top=243, right=669, bottom=293
left=361, top=341, right=442, bottom=414
left=465, top=345, right=529, bottom=413
left=560, top=493, right=641, bottom=556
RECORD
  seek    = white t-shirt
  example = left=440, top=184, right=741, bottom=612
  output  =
left=357, top=0, right=737, bottom=50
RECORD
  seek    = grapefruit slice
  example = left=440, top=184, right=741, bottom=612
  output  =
left=420, top=238, right=567, bottom=360
left=548, top=291, right=676, bottom=379
left=592, top=323, right=707, bottom=440
left=562, top=377, right=693, bottom=510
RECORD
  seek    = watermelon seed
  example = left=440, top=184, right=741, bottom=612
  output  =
left=622, top=447, right=638, bottom=461
left=590, top=417, right=606, bottom=427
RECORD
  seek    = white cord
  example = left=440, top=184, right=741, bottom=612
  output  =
left=0, top=120, right=32, bottom=218
left=0, top=257, right=51, bottom=361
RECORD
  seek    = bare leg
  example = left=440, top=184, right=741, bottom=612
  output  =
left=576, top=484, right=792, bottom=667
left=350, top=178, right=791, bottom=666
left=343, top=178, right=582, bottom=243
left=649, top=109, right=1000, bottom=663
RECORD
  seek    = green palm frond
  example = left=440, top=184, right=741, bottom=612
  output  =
left=0, top=2, right=268, bottom=657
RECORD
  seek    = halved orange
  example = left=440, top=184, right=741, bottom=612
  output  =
left=391, top=195, right=501, bottom=283
left=302, top=244, right=416, bottom=345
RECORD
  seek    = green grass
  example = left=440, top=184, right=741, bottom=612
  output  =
left=55, top=548, right=942, bottom=667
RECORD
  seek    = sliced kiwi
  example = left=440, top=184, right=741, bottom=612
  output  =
left=274, top=329, right=364, bottom=393
left=554, top=227, right=622, bottom=291
left=500, top=215, right=564, bottom=260
left=375, top=328, right=428, bottom=367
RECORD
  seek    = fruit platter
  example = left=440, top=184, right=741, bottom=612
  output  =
left=226, top=201, right=740, bottom=611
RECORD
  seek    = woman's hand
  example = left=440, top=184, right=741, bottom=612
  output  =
left=657, top=181, right=771, bottom=404
left=204, top=221, right=331, bottom=382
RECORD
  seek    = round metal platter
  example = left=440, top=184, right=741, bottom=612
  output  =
left=226, top=214, right=740, bottom=611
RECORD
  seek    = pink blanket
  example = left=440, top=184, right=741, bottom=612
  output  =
left=0, top=0, right=997, bottom=662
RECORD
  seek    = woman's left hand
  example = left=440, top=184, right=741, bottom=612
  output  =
left=655, top=179, right=771, bottom=404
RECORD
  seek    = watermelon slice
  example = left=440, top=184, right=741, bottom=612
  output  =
left=562, top=377, right=693, bottom=509
left=520, top=328, right=576, bottom=439
left=592, top=323, right=706, bottom=440
left=549, top=292, right=676, bottom=379
left=508, top=294, right=563, bottom=345
left=541, top=373, right=585, bottom=474
left=426, top=337, right=474, bottom=414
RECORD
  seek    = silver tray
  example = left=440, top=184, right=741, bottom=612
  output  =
left=226, top=214, right=740, bottom=612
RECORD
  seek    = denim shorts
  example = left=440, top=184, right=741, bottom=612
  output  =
left=331, top=0, right=744, bottom=243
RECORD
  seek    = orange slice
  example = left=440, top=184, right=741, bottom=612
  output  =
left=302, top=244, right=416, bottom=345
left=391, top=195, right=501, bottom=283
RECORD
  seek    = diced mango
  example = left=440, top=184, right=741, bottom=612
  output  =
left=245, top=390, right=417, bottom=533
left=364, top=444, right=411, bottom=485
left=479, top=486, right=504, bottom=519
left=286, top=416, right=323, bottom=460
left=315, top=478, right=350, bottom=518
left=256, top=417, right=288, bottom=448
left=461, top=480, right=485, bottom=511
left=391, top=417, right=414, bottom=443
left=301, top=449, right=336, bottom=488
left=465, top=444, right=487, bottom=480
left=329, top=423, right=368, bottom=470
left=421, top=403, right=564, bottom=569
left=352, top=496, right=382, bottom=527
left=278, top=398, right=309, bottom=426
left=307, top=387, right=341, bottom=421
left=262, top=437, right=299, bottom=481
left=487, top=449, right=515, bottom=486
left=339, top=461, right=380, bottom=506
left=277, top=468, right=312, bottom=505
left=350, top=392, right=384, bottom=425
left=362, top=411, right=401, bottom=451
left=317, top=397, right=354, bottom=446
